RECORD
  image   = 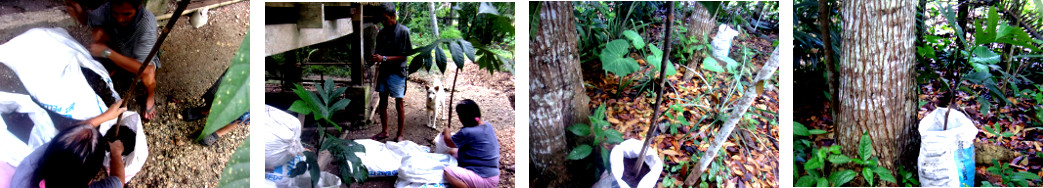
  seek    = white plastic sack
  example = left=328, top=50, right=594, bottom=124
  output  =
left=918, top=108, right=978, bottom=187
left=432, top=133, right=450, bottom=154
left=265, top=155, right=306, bottom=187
left=611, top=139, right=663, bottom=188
left=0, top=27, right=119, bottom=120
left=0, top=92, right=57, bottom=166
left=263, top=105, right=306, bottom=169
left=354, top=139, right=401, bottom=177
left=386, top=140, right=431, bottom=158
left=394, top=181, right=449, bottom=188
left=711, top=24, right=740, bottom=59
left=397, top=153, right=457, bottom=185
left=289, top=171, right=342, bottom=188
left=100, top=111, right=148, bottom=184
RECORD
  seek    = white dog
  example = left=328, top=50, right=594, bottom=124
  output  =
left=426, top=78, right=445, bottom=129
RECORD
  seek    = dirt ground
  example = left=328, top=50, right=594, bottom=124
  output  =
left=266, top=62, right=516, bottom=188
left=1, top=0, right=250, bottom=187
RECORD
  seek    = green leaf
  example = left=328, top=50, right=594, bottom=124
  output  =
left=216, top=136, right=250, bottom=188
left=604, top=129, right=624, bottom=144
left=622, top=30, right=645, bottom=49
left=1012, top=171, right=1041, bottom=180
left=985, top=7, right=999, bottom=42
left=448, top=40, right=466, bottom=67
left=830, top=145, right=842, bottom=154
left=567, top=144, right=593, bottom=160
left=435, top=47, right=448, bottom=73
left=329, top=99, right=351, bottom=113
left=804, top=156, right=824, bottom=170
left=304, top=151, right=321, bottom=187
left=829, top=170, right=858, bottom=186
left=809, top=129, right=827, bottom=135
left=828, top=154, right=852, bottom=164
left=459, top=39, right=476, bottom=62
left=567, top=124, right=591, bottom=136
left=816, top=177, right=829, bottom=187
left=600, top=39, right=640, bottom=76
left=794, top=121, right=809, bottom=136
left=864, top=167, right=875, bottom=186
left=199, top=32, right=250, bottom=141
left=859, top=131, right=873, bottom=160
left=646, top=45, right=677, bottom=76
left=288, top=100, right=312, bottom=115
left=971, top=47, right=1001, bottom=65
left=795, top=175, right=818, bottom=187
left=701, top=57, right=724, bottom=73
left=1000, top=132, right=1014, bottom=137
left=720, top=56, right=740, bottom=73
left=874, top=166, right=897, bottom=183
left=979, top=96, right=991, bottom=115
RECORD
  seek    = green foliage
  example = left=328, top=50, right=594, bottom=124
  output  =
left=897, top=166, right=920, bottom=187
left=288, top=79, right=350, bottom=131
left=409, top=38, right=511, bottom=75
left=566, top=104, right=624, bottom=172
left=600, top=39, right=641, bottom=76
left=987, top=159, right=1041, bottom=186
left=795, top=130, right=896, bottom=186
left=322, top=135, right=369, bottom=185
left=199, top=32, right=250, bottom=141
left=216, top=136, right=250, bottom=187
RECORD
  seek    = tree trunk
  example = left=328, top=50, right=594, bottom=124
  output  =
left=529, top=2, right=589, bottom=186
left=837, top=0, right=919, bottom=174
left=682, top=3, right=714, bottom=81
left=430, top=2, right=440, bottom=38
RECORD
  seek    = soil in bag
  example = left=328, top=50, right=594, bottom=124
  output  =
left=622, top=157, right=650, bottom=188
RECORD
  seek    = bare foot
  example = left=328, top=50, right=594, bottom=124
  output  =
left=371, top=132, right=389, bottom=140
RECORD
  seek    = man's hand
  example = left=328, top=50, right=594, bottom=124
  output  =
left=370, top=54, right=384, bottom=62
left=109, top=140, right=124, bottom=155
left=89, top=43, right=110, bottom=58
left=102, top=99, right=128, bottom=120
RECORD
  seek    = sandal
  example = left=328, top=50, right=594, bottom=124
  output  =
left=142, top=105, right=157, bottom=122
left=370, top=132, right=389, bottom=141
left=200, top=132, right=220, bottom=146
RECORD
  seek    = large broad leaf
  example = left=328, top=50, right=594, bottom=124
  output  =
left=795, top=175, right=818, bottom=187
left=435, top=47, right=448, bottom=73
left=199, top=32, right=250, bottom=141
left=567, top=123, right=591, bottom=136
left=646, top=44, right=677, bottom=76
left=720, top=56, right=740, bottom=73
left=970, top=46, right=1000, bottom=65
left=217, top=136, right=250, bottom=187
left=567, top=144, right=593, bottom=160
left=863, top=167, right=875, bottom=186
left=794, top=121, right=809, bottom=136
left=874, top=166, right=897, bottom=183
left=604, top=129, right=623, bottom=144
left=859, top=131, right=873, bottom=160
left=304, top=151, right=320, bottom=187
left=622, top=30, right=645, bottom=49
left=459, top=39, right=476, bottom=62
left=829, top=169, right=858, bottom=186
left=701, top=57, right=724, bottom=73
left=448, top=40, right=466, bottom=68
left=600, top=39, right=640, bottom=76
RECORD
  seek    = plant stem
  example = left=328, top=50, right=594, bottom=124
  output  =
left=445, top=64, right=461, bottom=128
left=632, top=1, right=673, bottom=178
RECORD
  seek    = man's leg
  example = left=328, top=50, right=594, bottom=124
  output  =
left=109, top=58, right=158, bottom=120
left=372, top=92, right=390, bottom=139
left=395, top=97, right=405, bottom=141
left=201, top=113, right=249, bottom=146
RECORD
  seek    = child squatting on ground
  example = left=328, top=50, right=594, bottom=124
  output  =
left=441, top=99, right=500, bottom=188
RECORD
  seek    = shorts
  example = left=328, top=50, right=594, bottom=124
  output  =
left=444, top=166, right=499, bottom=188
left=376, top=73, right=406, bottom=98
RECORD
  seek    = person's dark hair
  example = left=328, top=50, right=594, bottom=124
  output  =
left=110, top=0, right=144, bottom=8
left=31, top=124, right=107, bottom=188
left=379, top=2, right=396, bottom=18
left=456, top=99, right=481, bottom=127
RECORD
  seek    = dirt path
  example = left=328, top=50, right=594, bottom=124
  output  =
left=128, top=1, right=250, bottom=187
left=324, top=62, right=516, bottom=188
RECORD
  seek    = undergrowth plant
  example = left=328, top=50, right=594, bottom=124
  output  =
left=287, top=79, right=368, bottom=186
left=566, top=104, right=624, bottom=172
left=983, top=159, right=1041, bottom=186
left=795, top=128, right=896, bottom=186
left=599, top=29, right=677, bottom=95
left=199, top=32, right=250, bottom=142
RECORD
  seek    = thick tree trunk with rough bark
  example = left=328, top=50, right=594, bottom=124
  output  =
left=683, top=3, right=715, bottom=81
left=837, top=0, right=919, bottom=173
left=529, top=2, right=590, bottom=186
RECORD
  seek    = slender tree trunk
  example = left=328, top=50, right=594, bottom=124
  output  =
left=529, top=2, right=589, bottom=186
left=430, top=2, right=440, bottom=38
left=819, top=0, right=838, bottom=116
left=837, top=0, right=919, bottom=175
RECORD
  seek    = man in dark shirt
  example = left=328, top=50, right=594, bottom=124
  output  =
left=66, top=0, right=161, bottom=121
left=370, top=3, right=412, bottom=142
left=441, top=100, right=500, bottom=188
